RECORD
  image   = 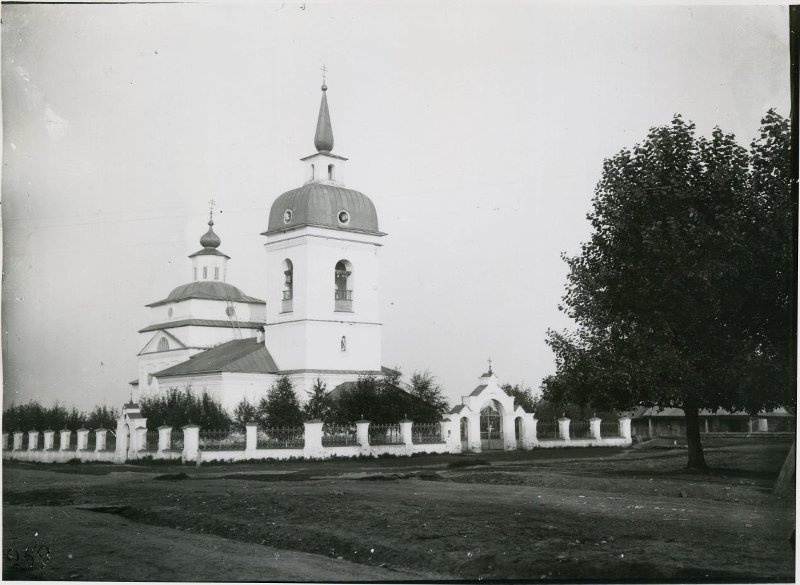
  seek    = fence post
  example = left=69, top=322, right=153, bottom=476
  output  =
left=135, top=428, right=147, bottom=453
left=245, top=423, right=258, bottom=452
left=757, top=418, right=769, bottom=432
left=95, top=428, right=107, bottom=452
left=521, top=414, right=538, bottom=449
left=558, top=417, right=571, bottom=441
left=355, top=420, right=370, bottom=448
left=2, top=433, right=8, bottom=450
left=43, top=430, right=54, bottom=450
left=618, top=417, right=632, bottom=443
left=399, top=419, right=413, bottom=449
left=182, top=424, right=200, bottom=463
left=303, top=419, right=324, bottom=458
left=59, top=430, right=72, bottom=451
left=76, top=428, right=89, bottom=450
left=28, top=430, right=39, bottom=451
left=157, top=426, right=171, bottom=453
left=13, top=432, right=23, bottom=451
left=590, top=418, right=602, bottom=441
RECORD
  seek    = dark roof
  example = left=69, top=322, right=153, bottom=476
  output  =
left=188, top=248, right=230, bottom=259
left=139, top=319, right=266, bottom=333
left=450, top=404, right=468, bottom=414
left=147, top=281, right=264, bottom=307
left=630, top=406, right=793, bottom=418
left=154, top=338, right=279, bottom=378
left=314, top=85, right=334, bottom=153
left=469, top=384, right=488, bottom=397
left=264, top=183, right=384, bottom=236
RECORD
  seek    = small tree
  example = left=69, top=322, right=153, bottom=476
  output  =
left=233, top=398, right=257, bottom=430
left=304, top=378, right=333, bottom=421
left=258, top=377, right=303, bottom=428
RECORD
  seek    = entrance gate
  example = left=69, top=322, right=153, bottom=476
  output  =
left=480, top=404, right=504, bottom=451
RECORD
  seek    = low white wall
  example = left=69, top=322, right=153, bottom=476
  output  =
left=537, top=437, right=631, bottom=449
left=410, top=442, right=449, bottom=455
left=199, top=448, right=305, bottom=463
left=3, top=449, right=117, bottom=463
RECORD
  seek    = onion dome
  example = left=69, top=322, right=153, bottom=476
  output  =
left=264, top=183, right=382, bottom=235
left=314, top=84, right=334, bottom=152
left=199, top=219, right=222, bottom=248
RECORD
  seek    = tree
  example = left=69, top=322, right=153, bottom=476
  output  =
left=258, top=377, right=303, bottom=428
left=409, top=371, right=449, bottom=413
left=233, top=398, right=257, bottom=430
left=543, top=112, right=794, bottom=470
left=139, top=387, right=231, bottom=430
left=303, top=378, right=333, bottom=421
left=500, top=383, right=537, bottom=413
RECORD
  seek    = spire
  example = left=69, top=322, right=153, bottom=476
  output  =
left=314, top=67, right=334, bottom=153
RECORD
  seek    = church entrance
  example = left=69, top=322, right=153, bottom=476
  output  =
left=480, top=403, right=504, bottom=451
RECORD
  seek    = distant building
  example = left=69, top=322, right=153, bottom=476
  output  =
left=630, top=406, right=795, bottom=439
left=131, top=81, right=394, bottom=410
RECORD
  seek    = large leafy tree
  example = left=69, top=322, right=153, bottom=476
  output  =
left=543, top=111, right=794, bottom=469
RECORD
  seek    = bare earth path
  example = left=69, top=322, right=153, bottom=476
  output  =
left=3, top=439, right=795, bottom=581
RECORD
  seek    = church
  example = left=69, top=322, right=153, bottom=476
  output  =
left=131, top=80, right=393, bottom=411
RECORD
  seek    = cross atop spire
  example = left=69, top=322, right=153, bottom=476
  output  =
left=208, top=197, right=216, bottom=223
left=320, top=64, right=328, bottom=88
left=488, top=358, right=493, bottom=375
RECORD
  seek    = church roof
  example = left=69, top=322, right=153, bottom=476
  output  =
left=153, top=338, right=278, bottom=378
left=147, top=281, right=264, bottom=307
left=264, top=183, right=383, bottom=236
left=314, top=83, right=334, bottom=153
left=469, top=384, right=488, bottom=396
left=138, top=319, right=265, bottom=333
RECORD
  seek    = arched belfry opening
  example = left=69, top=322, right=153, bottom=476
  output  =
left=334, top=260, right=353, bottom=312
left=328, top=164, right=335, bottom=181
left=282, top=259, right=294, bottom=313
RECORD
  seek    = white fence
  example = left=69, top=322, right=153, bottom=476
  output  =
left=2, top=416, right=632, bottom=464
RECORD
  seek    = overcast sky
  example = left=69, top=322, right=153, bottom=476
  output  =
left=1, top=2, right=790, bottom=411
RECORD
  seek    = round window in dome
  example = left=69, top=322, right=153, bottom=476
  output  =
left=283, top=210, right=293, bottom=224
left=338, top=210, right=350, bottom=225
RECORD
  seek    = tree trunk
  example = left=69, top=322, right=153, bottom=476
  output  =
left=773, top=439, right=796, bottom=496
left=684, top=403, right=708, bottom=471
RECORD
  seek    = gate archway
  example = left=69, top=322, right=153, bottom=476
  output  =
left=480, top=401, right=504, bottom=451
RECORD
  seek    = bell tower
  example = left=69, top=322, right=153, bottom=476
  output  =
left=261, top=77, right=386, bottom=392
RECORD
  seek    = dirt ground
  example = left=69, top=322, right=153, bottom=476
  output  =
left=2, top=438, right=795, bottom=581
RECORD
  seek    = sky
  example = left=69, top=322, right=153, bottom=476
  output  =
left=1, top=2, right=791, bottom=411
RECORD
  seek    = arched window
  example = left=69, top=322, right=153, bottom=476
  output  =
left=203, top=267, right=208, bottom=280
left=328, top=164, right=335, bottom=181
left=214, top=267, right=220, bottom=281
left=334, top=260, right=353, bottom=311
left=281, top=259, right=294, bottom=313
left=311, top=164, right=315, bottom=180
left=158, top=338, right=169, bottom=352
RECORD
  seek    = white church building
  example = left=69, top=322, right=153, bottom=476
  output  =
left=132, top=81, right=391, bottom=410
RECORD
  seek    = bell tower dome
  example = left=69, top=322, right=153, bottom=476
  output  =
left=262, top=76, right=386, bottom=393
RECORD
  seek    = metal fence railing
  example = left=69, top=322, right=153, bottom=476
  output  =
left=22, top=433, right=30, bottom=450
left=68, top=432, right=77, bottom=449
left=322, top=424, right=358, bottom=447
left=412, top=422, right=443, bottom=444
left=145, top=430, right=160, bottom=452
left=600, top=421, right=621, bottom=438
left=256, top=427, right=305, bottom=449
left=369, top=424, right=403, bottom=445
left=51, top=431, right=61, bottom=450
left=105, top=431, right=116, bottom=451
left=169, top=430, right=184, bottom=452
left=537, top=422, right=559, bottom=440
left=87, top=432, right=97, bottom=451
left=200, top=429, right=247, bottom=451
left=571, top=421, right=592, bottom=439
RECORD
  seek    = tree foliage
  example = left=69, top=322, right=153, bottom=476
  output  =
left=500, top=383, right=537, bottom=413
left=543, top=111, right=794, bottom=469
left=329, top=372, right=444, bottom=424
left=2, top=401, right=118, bottom=432
left=139, top=387, right=232, bottom=430
left=232, top=398, right=258, bottom=431
left=409, top=371, right=450, bottom=413
left=303, top=378, right=334, bottom=421
left=258, top=377, right=304, bottom=428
